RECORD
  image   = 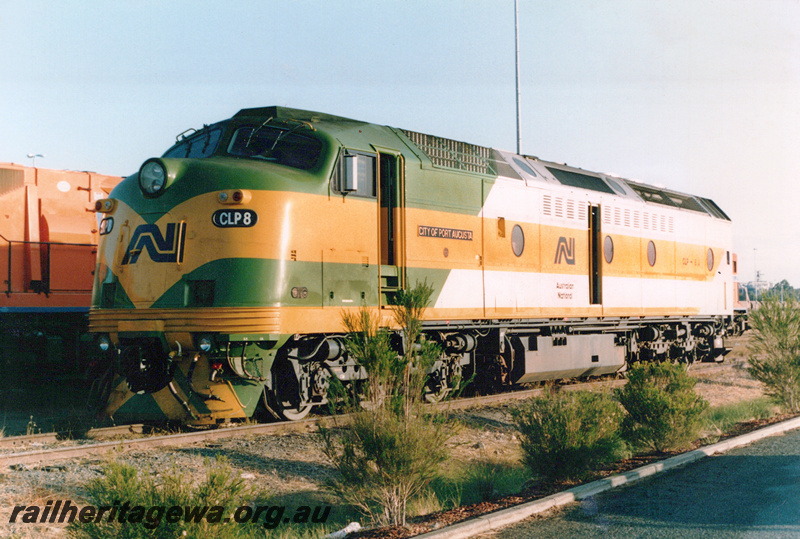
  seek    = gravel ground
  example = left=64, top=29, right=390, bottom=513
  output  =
left=0, top=336, right=765, bottom=538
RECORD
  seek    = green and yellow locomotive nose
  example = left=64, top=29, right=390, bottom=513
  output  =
left=89, top=112, right=339, bottom=424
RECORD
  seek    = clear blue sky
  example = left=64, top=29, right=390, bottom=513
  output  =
left=2, top=0, right=798, bottom=286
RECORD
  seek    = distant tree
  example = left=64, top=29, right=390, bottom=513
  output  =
left=744, top=282, right=757, bottom=301
left=770, top=280, right=797, bottom=301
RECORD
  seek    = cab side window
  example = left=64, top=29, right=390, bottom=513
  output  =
left=332, top=151, right=376, bottom=198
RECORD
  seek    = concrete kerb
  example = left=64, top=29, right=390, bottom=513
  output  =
left=413, top=415, right=800, bottom=539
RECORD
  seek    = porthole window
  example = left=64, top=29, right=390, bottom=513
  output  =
left=511, top=225, right=524, bottom=257
left=603, top=235, right=614, bottom=264
left=707, top=248, right=714, bottom=271
left=647, top=241, right=657, bottom=267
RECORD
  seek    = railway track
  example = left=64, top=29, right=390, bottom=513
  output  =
left=0, top=423, right=147, bottom=450
left=0, top=378, right=626, bottom=468
left=0, top=352, right=745, bottom=468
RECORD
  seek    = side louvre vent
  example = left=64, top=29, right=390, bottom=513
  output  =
left=401, top=129, right=496, bottom=175
left=0, top=168, right=24, bottom=196
left=555, top=197, right=564, bottom=218
left=542, top=195, right=586, bottom=222
left=543, top=194, right=552, bottom=216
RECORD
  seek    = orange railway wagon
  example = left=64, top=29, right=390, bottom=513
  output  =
left=1, top=162, right=121, bottom=385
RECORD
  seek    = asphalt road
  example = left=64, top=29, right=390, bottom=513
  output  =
left=492, top=428, right=800, bottom=538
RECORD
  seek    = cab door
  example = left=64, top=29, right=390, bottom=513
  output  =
left=589, top=204, right=602, bottom=306
left=322, top=152, right=378, bottom=309
left=376, top=149, right=404, bottom=307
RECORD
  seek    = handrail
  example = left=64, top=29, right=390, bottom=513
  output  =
left=1, top=235, right=97, bottom=296
left=0, top=236, right=95, bottom=248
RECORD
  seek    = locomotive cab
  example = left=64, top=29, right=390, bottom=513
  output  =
left=90, top=108, right=383, bottom=422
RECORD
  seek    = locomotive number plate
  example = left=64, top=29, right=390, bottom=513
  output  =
left=212, top=209, right=258, bottom=228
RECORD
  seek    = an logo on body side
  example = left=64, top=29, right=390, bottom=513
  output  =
left=121, top=222, right=186, bottom=265
left=554, top=236, right=576, bottom=265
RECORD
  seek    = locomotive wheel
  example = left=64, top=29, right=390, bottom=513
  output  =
left=87, top=366, right=115, bottom=417
left=423, top=360, right=461, bottom=403
left=277, top=402, right=313, bottom=421
left=424, top=369, right=449, bottom=403
left=262, top=387, right=314, bottom=421
left=423, top=386, right=450, bottom=403
left=270, top=356, right=314, bottom=420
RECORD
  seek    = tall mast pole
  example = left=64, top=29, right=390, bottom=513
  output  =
left=515, top=0, right=521, bottom=155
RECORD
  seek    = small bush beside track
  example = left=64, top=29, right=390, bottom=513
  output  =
left=320, top=282, right=453, bottom=528
left=68, top=458, right=264, bottom=539
left=511, top=390, right=627, bottom=482
left=616, top=362, right=709, bottom=453
left=747, top=294, right=800, bottom=412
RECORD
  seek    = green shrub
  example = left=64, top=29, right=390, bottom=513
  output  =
left=391, top=282, right=443, bottom=416
left=616, top=362, right=708, bottom=452
left=339, top=307, right=399, bottom=411
left=511, top=391, right=627, bottom=482
left=460, top=458, right=527, bottom=503
left=321, top=281, right=452, bottom=527
left=321, top=406, right=450, bottom=526
left=68, top=458, right=262, bottom=539
left=747, top=295, right=800, bottom=412
left=417, top=457, right=526, bottom=511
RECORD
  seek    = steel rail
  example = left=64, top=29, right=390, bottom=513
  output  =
left=0, top=424, right=146, bottom=450
left=0, top=379, right=627, bottom=468
left=0, top=356, right=740, bottom=464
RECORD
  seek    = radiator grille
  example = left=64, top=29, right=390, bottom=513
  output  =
left=401, top=130, right=496, bottom=175
left=0, top=168, right=24, bottom=196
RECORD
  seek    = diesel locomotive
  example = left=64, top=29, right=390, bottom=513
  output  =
left=1, top=163, right=120, bottom=382
left=89, top=107, right=742, bottom=424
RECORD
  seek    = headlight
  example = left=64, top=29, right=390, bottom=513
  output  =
left=98, top=335, right=112, bottom=352
left=139, top=159, right=167, bottom=196
left=198, top=336, right=213, bottom=352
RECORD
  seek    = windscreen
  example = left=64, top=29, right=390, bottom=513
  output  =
left=162, top=125, right=225, bottom=159
left=226, top=125, right=323, bottom=170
